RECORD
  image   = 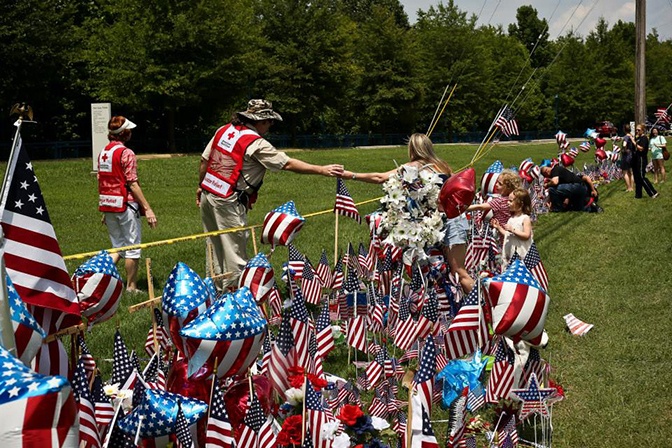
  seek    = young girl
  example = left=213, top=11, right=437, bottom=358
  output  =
left=492, top=188, right=533, bottom=269
left=467, top=170, right=521, bottom=237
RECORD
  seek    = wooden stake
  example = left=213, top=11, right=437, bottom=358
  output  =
left=146, top=258, right=159, bottom=354
left=251, top=227, right=258, bottom=255
left=333, top=214, right=339, bottom=269
left=301, top=374, right=308, bottom=446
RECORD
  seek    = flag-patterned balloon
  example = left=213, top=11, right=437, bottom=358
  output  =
left=117, top=388, right=207, bottom=439
left=161, top=262, right=213, bottom=357
left=203, top=276, right=219, bottom=301
left=0, top=345, right=78, bottom=446
left=554, top=130, right=567, bottom=145
left=180, top=286, right=267, bottom=378
left=260, top=201, right=305, bottom=247
left=480, top=160, right=503, bottom=198
left=579, top=141, right=591, bottom=152
left=483, top=259, right=550, bottom=346
left=72, top=250, right=123, bottom=326
left=518, top=158, right=534, bottom=177
left=569, top=147, right=579, bottom=158
left=239, top=253, right=275, bottom=303
left=6, top=274, right=46, bottom=366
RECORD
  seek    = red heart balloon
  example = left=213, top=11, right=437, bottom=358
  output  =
left=595, top=137, right=606, bottom=149
left=439, top=168, right=476, bottom=219
left=560, top=153, right=574, bottom=167
left=595, top=149, right=607, bottom=161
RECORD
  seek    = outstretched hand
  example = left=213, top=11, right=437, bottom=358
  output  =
left=324, top=164, right=344, bottom=177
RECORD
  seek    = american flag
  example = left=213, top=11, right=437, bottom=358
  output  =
left=301, top=260, right=323, bottom=305
left=346, top=315, right=367, bottom=352
left=305, top=381, right=333, bottom=448
left=288, top=277, right=312, bottom=367
left=6, top=274, right=46, bottom=366
left=334, top=178, right=361, bottom=224
left=260, top=201, right=305, bottom=247
left=111, top=330, right=136, bottom=390
left=365, top=345, right=387, bottom=389
left=1, top=131, right=80, bottom=375
left=175, top=402, right=195, bottom=448
left=357, top=242, right=370, bottom=278
left=467, top=386, right=486, bottom=413
left=102, top=406, right=134, bottom=448
left=392, top=411, right=407, bottom=442
left=91, top=374, right=114, bottom=429
left=416, top=287, right=439, bottom=339
left=239, top=252, right=276, bottom=302
left=412, top=407, right=439, bottom=448
left=145, top=307, right=171, bottom=356
left=132, top=366, right=147, bottom=409
left=447, top=387, right=468, bottom=448
left=412, top=337, right=436, bottom=415
left=377, top=248, right=393, bottom=296
left=563, top=313, right=594, bottom=336
left=485, top=259, right=549, bottom=347
left=287, top=244, right=306, bottom=277
left=445, top=287, right=489, bottom=360
left=236, top=395, right=267, bottom=448
left=72, top=251, right=123, bottom=326
left=522, top=242, right=549, bottom=293
left=268, top=318, right=294, bottom=397
left=344, top=268, right=361, bottom=295
left=332, top=256, right=344, bottom=290
left=521, top=347, right=544, bottom=389
left=78, top=334, right=97, bottom=380
left=655, top=107, right=670, bottom=123
left=143, top=351, right=167, bottom=390
left=494, top=105, right=519, bottom=137
left=316, top=250, right=333, bottom=289
left=486, top=338, right=515, bottom=403
left=496, top=413, right=519, bottom=447
left=315, top=300, right=335, bottom=358
left=73, top=359, right=101, bottom=448
left=206, top=380, right=234, bottom=448
left=393, top=296, right=417, bottom=351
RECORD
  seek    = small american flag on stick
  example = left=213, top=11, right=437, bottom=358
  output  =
left=334, top=178, right=361, bottom=224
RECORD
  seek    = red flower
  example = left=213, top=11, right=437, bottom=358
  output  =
left=338, top=404, right=364, bottom=426
left=549, top=379, right=565, bottom=398
left=278, top=415, right=304, bottom=446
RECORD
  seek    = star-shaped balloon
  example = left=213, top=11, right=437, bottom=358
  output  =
left=117, top=388, right=207, bottom=438
left=483, top=259, right=550, bottom=346
left=480, top=160, right=503, bottom=198
left=260, top=200, right=305, bottom=247
left=161, top=262, right=213, bottom=357
left=72, top=250, right=123, bottom=327
left=180, top=286, right=267, bottom=378
left=509, top=373, right=555, bottom=420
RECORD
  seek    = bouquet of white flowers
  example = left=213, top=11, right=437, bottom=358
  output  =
left=378, top=164, right=445, bottom=259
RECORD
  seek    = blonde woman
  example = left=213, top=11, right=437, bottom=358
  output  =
left=341, top=133, right=474, bottom=294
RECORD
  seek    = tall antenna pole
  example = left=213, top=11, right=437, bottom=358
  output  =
left=635, top=0, right=646, bottom=125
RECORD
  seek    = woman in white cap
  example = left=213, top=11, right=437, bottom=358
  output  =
left=197, top=99, right=343, bottom=290
left=98, top=115, right=158, bottom=293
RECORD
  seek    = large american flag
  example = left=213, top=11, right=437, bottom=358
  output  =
left=334, top=178, right=361, bottom=224
left=1, top=130, right=80, bottom=375
left=73, top=359, right=101, bottom=448
left=494, top=105, right=519, bottom=137
left=655, top=107, right=670, bottom=123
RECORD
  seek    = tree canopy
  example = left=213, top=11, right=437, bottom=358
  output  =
left=1, top=1, right=670, bottom=150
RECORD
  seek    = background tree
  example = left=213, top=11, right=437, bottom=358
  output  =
left=508, top=5, right=552, bottom=68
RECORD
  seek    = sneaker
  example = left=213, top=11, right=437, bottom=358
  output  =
left=652, top=193, right=659, bottom=199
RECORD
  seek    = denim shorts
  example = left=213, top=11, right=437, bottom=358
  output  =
left=442, top=214, right=468, bottom=247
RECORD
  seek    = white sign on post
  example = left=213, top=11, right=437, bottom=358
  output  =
left=91, top=103, right=111, bottom=172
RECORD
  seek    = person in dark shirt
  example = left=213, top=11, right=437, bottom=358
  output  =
left=540, top=165, right=599, bottom=212
left=632, top=124, right=658, bottom=199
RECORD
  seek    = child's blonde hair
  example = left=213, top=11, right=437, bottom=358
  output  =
left=510, top=188, right=532, bottom=215
left=497, top=170, right=522, bottom=195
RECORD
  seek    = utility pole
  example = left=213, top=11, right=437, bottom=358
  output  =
left=635, top=0, right=646, bottom=124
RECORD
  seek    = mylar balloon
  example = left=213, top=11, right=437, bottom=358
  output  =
left=440, top=168, right=476, bottom=219
left=579, top=141, right=591, bottom=152
left=480, top=160, right=503, bottom=198
left=162, top=262, right=213, bottom=357
left=260, top=201, right=305, bottom=247
left=72, top=250, right=123, bottom=327
left=483, top=259, right=550, bottom=346
left=595, top=149, right=607, bottom=161
left=594, top=137, right=606, bottom=149
left=238, top=253, right=275, bottom=303
left=560, top=153, right=574, bottom=167
left=180, top=286, right=267, bottom=378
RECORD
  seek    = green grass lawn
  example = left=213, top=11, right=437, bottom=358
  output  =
left=12, top=141, right=672, bottom=447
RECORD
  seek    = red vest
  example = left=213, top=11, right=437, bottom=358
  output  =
left=201, top=124, right=261, bottom=198
left=98, top=142, right=129, bottom=212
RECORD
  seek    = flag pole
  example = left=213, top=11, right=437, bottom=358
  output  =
left=0, top=114, right=28, bottom=356
left=334, top=214, right=339, bottom=269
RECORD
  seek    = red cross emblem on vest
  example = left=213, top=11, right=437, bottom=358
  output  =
left=101, top=153, right=109, bottom=162
left=228, top=131, right=235, bottom=139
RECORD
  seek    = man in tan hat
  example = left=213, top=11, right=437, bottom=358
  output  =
left=197, top=99, right=343, bottom=290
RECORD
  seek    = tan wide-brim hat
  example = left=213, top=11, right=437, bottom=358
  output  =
left=237, top=99, right=283, bottom=122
